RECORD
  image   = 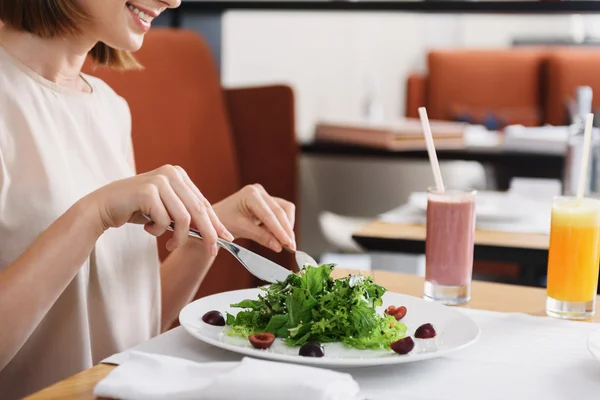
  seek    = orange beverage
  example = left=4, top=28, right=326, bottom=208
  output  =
left=546, top=196, right=600, bottom=319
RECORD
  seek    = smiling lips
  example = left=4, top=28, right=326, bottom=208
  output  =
left=126, top=3, right=157, bottom=30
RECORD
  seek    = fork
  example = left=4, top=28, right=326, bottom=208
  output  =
left=285, top=246, right=319, bottom=270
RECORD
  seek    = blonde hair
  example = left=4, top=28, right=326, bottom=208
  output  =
left=0, top=0, right=141, bottom=69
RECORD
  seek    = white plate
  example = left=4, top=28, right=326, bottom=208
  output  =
left=588, top=330, right=600, bottom=363
left=179, top=288, right=480, bottom=368
left=408, top=191, right=532, bottom=221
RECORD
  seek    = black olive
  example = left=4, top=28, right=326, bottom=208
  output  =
left=299, top=342, right=325, bottom=357
left=202, top=310, right=225, bottom=326
left=415, top=323, right=437, bottom=339
left=391, top=337, right=414, bottom=355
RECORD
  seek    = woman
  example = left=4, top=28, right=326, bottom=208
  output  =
left=0, top=1, right=297, bottom=398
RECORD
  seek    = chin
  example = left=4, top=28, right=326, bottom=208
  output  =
left=125, top=35, right=145, bottom=52
left=110, top=34, right=145, bottom=53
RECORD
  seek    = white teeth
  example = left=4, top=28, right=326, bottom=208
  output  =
left=127, top=4, right=150, bottom=23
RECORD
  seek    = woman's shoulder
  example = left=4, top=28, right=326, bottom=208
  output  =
left=83, top=74, right=130, bottom=113
left=82, top=74, right=133, bottom=136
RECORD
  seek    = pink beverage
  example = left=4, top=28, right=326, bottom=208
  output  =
left=424, top=188, right=476, bottom=305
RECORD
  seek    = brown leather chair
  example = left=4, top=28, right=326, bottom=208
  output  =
left=83, top=28, right=298, bottom=299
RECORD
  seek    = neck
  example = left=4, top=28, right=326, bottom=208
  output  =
left=0, top=28, right=95, bottom=93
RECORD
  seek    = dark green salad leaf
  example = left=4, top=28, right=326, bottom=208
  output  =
left=225, top=264, right=407, bottom=349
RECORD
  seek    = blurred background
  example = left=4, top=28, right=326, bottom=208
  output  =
left=219, top=7, right=600, bottom=278
left=97, top=1, right=600, bottom=293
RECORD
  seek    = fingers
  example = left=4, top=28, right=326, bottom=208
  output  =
left=254, top=185, right=296, bottom=249
left=138, top=166, right=297, bottom=257
left=236, top=218, right=282, bottom=252
left=142, top=165, right=232, bottom=256
left=155, top=180, right=194, bottom=251
left=255, top=187, right=295, bottom=244
left=173, top=166, right=233, bottom=242
left=246, top=185, right=295, bottom=251
left=274, top=197, right=296, bottom=235
left=137, top=180, right=189, bottom=252
left=159, top=166, right=219, bottom=255
left=141, top=186, right=172, bottom=237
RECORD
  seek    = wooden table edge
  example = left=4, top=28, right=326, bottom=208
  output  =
left=352, top=220, right=550, bottom=251
left=24, top=364, right=116, bottom=400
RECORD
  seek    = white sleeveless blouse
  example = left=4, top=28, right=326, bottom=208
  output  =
left=0, top=46, right=161, bottom=399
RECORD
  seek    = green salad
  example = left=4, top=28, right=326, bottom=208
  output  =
left=225, top=264, right=407, bottom=350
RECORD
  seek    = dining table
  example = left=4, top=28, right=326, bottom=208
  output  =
left=353, top=220, right=549, bottom=265
left=352, top=218, right=553, bottom=286
left=25, top=267, right=600, bottom=400
left=301, top=140, right=564, bottom=191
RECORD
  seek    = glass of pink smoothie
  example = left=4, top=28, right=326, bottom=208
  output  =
left=424, top=188, right=477, bottom=305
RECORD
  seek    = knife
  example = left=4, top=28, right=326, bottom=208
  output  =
left=142, top=214, right=292, bottom=283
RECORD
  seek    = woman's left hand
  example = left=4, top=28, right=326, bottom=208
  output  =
left=212, top=184, right=296, bottom=253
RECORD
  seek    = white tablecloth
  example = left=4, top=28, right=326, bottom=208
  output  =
left=102, top=308, right=600, bottom=400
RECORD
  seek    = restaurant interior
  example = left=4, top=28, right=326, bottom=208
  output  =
left=107, top=4, right=600, bottom=294
left=5, top=1, right=600, bottom=399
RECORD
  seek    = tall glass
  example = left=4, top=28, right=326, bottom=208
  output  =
left=424, top=188, right=477, bottom=305
left=546, top=196, right=600, bottom=319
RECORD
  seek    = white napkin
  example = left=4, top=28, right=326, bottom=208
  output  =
left=503, top=124, right=570, bottom=154
left=94, top=352, right=361, bottom=400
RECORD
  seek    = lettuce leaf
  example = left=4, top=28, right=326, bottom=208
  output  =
left=224, top=264, right=407, bottom=350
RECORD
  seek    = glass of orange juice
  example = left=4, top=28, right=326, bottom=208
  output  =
left=546, top=196, right=600, bottom=319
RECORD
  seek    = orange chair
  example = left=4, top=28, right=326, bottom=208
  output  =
left=84, top=28, right=298, bottom=298
left=406, top=49, right=547, bottom=128
left=406, top=48, right=600, bottom=128
left=545, top=49, right=600, bottom=126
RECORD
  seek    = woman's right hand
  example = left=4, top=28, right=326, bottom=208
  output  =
left=83, top=164, right=233, bottom=256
